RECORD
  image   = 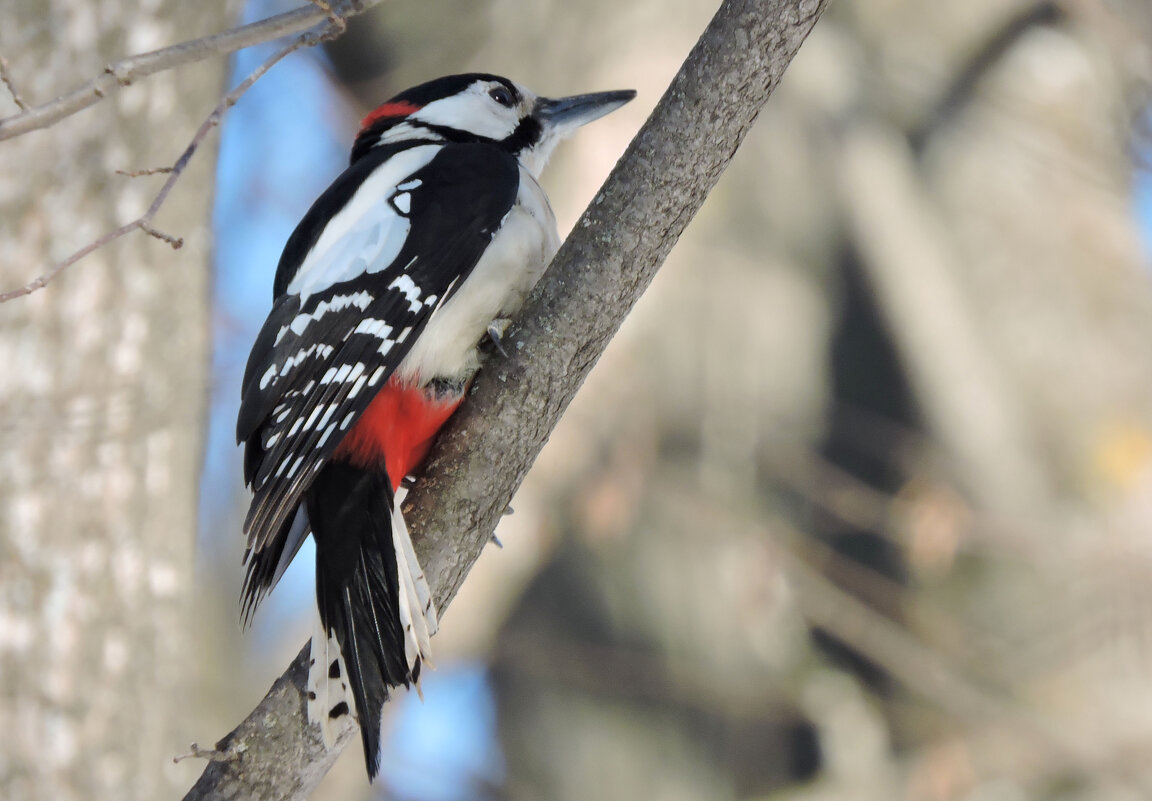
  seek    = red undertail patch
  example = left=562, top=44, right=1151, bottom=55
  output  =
left=359, top=101, right=422, bottom=131
left=333, top=378, right=463, bottom=492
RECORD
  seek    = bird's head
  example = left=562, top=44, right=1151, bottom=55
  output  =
left=351, top=73, right=635, bottom=176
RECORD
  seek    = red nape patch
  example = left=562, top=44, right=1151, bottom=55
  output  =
left=333, top=378, right=463, bottom=492
left=360, top=101, right=421, bottom=131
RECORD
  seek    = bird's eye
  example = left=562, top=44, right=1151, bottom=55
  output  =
left=488, top=86, right=515, bottom=107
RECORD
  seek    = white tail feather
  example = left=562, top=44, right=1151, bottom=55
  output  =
left=391, top=489, right=438, bottom=692
left=307, top=614, right=356, bottom=748
left=394, top=488, right=439, bottom=636
left=306, top=492, right=440, bottom=750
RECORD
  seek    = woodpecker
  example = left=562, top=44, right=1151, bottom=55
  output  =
left=236, top=73, right=634, bottom=778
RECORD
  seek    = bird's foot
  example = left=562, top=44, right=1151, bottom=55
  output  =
left=485, top=318, right=513, bottom=359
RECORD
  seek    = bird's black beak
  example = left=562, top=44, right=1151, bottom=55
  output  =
left=535, top=89, right=637, bottom=135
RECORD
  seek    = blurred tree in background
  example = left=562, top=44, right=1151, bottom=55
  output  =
left=4, top=0, right=1152, bottom=799
left=0, top=1, right=227, bottom=799
left=282, top=1, right=1152, bottom=798
left=466, top=2, right=1152, bottom=800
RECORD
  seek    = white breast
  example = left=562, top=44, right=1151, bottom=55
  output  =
left=394, top=167, right=559, bottom=385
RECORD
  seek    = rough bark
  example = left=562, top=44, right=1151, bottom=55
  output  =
left=182, top=0, right=828, bottom=798
left=0, top=1, right=227, bottom=799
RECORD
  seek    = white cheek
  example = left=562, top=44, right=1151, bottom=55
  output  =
left=412, top=95, right=518, bottom=140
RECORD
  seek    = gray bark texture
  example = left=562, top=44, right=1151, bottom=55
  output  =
left=0, top=1, right=226, bottom=799
left=182, top=0, right=828, bottom=798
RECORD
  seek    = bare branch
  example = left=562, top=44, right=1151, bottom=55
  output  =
left=308, top=0, right=350, bottom=33
left=182, top=1, right=828, bottom=798
left=907, top=0, right=1065, bottom=153
left=116, top=166, right=175, bottom=177
left=173, top=743, right=233, bottom=765
left=0, top=22, right=339, bottom=304
left=0, top=0, right=381, bottom=141
left=140, top=223, right=184, bottom=249
left=0, top=219, right=137, bottom=303
left=0, top=56, right=29, bottom=110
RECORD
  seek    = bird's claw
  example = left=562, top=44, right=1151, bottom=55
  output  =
left=486, top=319, right=513, bottom=359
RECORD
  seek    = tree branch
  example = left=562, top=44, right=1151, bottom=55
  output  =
left=183, top=0, right=828, bottom=798
left=907, top=0, right=1064, bottom=154
left=0, top=56, right=29, bottom=111
left=0, top=1, right=385, bottom=141
left=0, top=22, right=341, bottom=304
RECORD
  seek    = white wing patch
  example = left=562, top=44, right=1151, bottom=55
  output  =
left=259, top=363, right=278, bottom=390
left=352, top=317, right=394, bottom=339
left=261, top=341, right=333, bottom=388
left=389, top=274, right=423, bottom=313
left=391, top=192, right=412, bottom=215
left=279, top=292, right=374, bottom=344
left=287, top=145, right=441, bottom=303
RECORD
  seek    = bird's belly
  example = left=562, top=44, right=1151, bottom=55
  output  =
left=395, top=179, right=558, bottom=385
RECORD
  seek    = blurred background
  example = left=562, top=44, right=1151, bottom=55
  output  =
left=4, top=0, right=1152, bottom=799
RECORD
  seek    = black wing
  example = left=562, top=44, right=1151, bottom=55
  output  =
left=237, top=142, right=519, bottom=578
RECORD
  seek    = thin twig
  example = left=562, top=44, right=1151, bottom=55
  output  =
left=116, top=166, right=175, bottom=177
left=907, top=0, right=1064, bottom=153
left=0, top=56, right=29, bottom=110
left=0, top=1, right=384, bottom=141
left=174, top=742, right=234, bottom=764
left=0, top=23, right=338, bottom=304
left=308, top=0, right=349, bottom=33
left=140, top=223, right=184, bottom=249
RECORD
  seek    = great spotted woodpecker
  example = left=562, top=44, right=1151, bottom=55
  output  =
left=236, top=73, right=634, bottom=777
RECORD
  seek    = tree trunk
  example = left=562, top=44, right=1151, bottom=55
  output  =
left=0, top=2, right=225, bottom=797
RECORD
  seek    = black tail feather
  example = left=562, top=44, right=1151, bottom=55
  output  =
left=240, top=506, right=309, bottom=625
left=306, top=460, right=413, bottom=779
